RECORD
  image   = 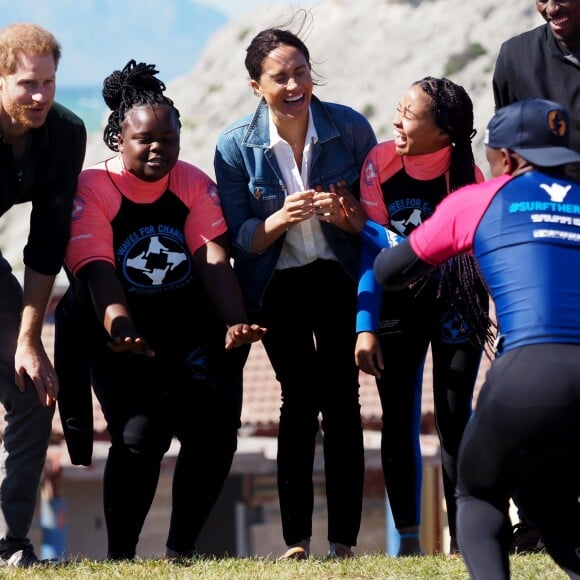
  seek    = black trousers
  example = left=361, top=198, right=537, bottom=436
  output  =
left=90, top=341, right=248, bottom=559
left=376, top=280, right=484, bottom=536
left=457, top=344, right=580, bottom=579
left=256, top=259, right=364, bottom=547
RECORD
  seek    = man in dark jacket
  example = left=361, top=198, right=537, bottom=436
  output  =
left=0, top=23, right=86, bottom=567
left=493, top=0, right=580, bottom=181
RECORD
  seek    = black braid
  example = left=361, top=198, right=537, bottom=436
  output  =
left=102, top=59, right=181, bottom=151
left=412, top=77, right=497, bottom=358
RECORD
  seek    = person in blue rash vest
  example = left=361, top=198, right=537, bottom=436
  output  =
left=372, top=98, right=580, bottom=579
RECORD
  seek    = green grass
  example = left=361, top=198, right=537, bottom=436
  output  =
left=0, top=552, right=568, bottom=579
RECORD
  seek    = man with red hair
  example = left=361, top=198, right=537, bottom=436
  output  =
left=0, top=23, right=86, bottom=567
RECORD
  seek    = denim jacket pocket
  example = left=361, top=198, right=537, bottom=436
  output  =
left=249, top=180, right=285, bottom=219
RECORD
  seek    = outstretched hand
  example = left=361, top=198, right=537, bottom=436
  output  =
left=107, top=335, right=156, bottom=357
left=225, top=323, right=268, bottom=350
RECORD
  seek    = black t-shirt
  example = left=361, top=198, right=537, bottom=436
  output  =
left=0, top=102, right=87, bottom=274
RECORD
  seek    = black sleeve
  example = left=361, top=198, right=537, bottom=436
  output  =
left=54, top=289, right=94, bottom=466
left=373, top=239, right=434, bottom=290
left=492, top=41, right=519, bottom=111
left=492, top=46, right=509, bottom=110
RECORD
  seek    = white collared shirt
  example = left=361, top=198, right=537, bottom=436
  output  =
left=269, top=108, right=337, bottom=270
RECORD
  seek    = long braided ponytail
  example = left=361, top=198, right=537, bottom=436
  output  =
left=413, top=76, right=496, bottom=357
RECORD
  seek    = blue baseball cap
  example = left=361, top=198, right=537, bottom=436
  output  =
left=484, top=98, right=580, bottom=167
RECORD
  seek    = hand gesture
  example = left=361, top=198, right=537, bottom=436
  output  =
left=281, top=190, right=315, bottom=225
left=15, top=340, right=58, bottom=407
left=336, top=182, right=368, bottom=233
left=225, top=323, right=268, bottom=350
left=313, top=189, right=342, bottom=224
left=107, top=334, right=156, bottom=357
left=314, top=179, right=368, bottom=234
left=355, top=331, right=384, bottom=378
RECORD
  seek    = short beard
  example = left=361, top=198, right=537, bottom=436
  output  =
left=4, top=100, right=48, bottom=129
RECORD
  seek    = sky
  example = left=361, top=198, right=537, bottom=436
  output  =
left=0, top=0, right=313, bottom=87
left=198, top=0, right=312, bottom=17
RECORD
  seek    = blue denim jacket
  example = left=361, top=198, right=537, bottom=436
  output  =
left=214, top=95, right=377, bottom=311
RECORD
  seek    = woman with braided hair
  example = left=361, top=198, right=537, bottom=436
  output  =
left=345, top=76, right=494, bottom=556
left=56, top=59, right=266, bottom=560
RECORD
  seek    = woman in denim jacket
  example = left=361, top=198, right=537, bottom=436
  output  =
left=214, top=18, right=377, bottom=560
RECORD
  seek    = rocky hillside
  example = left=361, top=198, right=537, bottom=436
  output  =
left=1, top=0, right=543, bottom=269
left=166, top=0, right=541, bottom=173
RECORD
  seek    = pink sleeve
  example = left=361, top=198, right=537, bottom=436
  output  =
left=360, top=141, right=402, bottom=224
left=65, top=165, right=121, bottom=275
left=410, top=175, right=511, bottom=265
left=171, top=162, right=228, bottom=255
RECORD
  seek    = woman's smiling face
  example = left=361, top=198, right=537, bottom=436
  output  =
left=392, top=85, right=450, bottom=157
left=250, top=43, right=313, bottom=128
